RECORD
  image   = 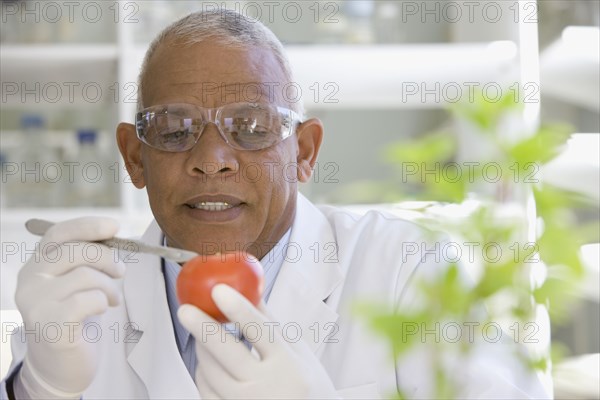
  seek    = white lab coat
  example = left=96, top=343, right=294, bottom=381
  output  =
left=3, top=193, right=550, bottom=399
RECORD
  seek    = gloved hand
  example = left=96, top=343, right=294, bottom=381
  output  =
left=13, top=217, right=125, bottom=399
left=178, top=284, right=341, bottom=399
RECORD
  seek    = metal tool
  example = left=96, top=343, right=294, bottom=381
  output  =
left=25, top=218, right=199, bottom=263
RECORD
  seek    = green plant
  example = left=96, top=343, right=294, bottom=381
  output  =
left=358, top=89, right=593, bottom=399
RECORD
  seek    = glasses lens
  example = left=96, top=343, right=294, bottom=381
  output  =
left=136, top=105, right=201, bottom=152
left=136, top=103, right=299, bottom=152
left=219, top=104, right=292, bottom=150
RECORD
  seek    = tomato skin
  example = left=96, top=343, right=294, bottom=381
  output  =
left=176, top=252, right=264, bottom=323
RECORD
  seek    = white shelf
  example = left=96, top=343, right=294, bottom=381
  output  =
left=0, top=130, right=115, bottom=150
left=579, top=243, right=600, bottom=303
left=0, top=44, right=118, bottom=61
left=540, top=26, right=600, bottom=111
left=554, top=353, right=600, bottom=400
left=541, top=133, right=600, bottom=200
left=0, top=44, right=119, bottom=108
left=286, top=42, right=520, bottom=109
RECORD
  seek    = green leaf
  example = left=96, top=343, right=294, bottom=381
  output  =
left=528, top=355, right=549, bottom=372
left=352, top=303, right=427, bottom=356
left=384, top=132, right=456, bottom=165
left=417, top=263, right=473, bottom=316
left=474, top=261, right=519, bottom=298
left=326, top=180, right=403, bottom=204
left=508, top=124, right=572, bottom=165
left=449, top=88, right=522, bottom=132
left=534, top=185, right=573, bottom=216
left=533, top=273, right=579, bottom=320
left=537, top=225, right=585, bottom=277
left=421, top=175, right=467, bottom=203
left=353, top=86, right=588, bottom=399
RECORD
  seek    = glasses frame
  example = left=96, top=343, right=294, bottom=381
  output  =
left=135, top=102, right=302, bottom=152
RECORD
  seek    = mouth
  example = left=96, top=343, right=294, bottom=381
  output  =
left=184, top=194, right=245, bottom=222
left=188, top=201, right=235, bottom=212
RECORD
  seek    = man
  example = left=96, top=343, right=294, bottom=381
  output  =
left=2, top=9, right=550, bottom=399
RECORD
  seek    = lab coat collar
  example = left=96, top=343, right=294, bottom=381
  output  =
left=123, top=221, right=199, bottom=399
left=266, top=193, right=344, bottom=355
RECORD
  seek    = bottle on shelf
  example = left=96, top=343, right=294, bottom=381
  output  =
left=21, top=0, right=57, bottom=43
left=375, top=2, right=405, bottom=43
left=0, top=0, right=20, bottom=43
left=4, top=114, right=61, bottom=208
left=68, top=129, right=109, bottom=207
left=342, top=0, right=375, bottom=44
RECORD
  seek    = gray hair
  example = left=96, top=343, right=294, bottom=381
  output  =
left=137, top=9, right=303, bottom=116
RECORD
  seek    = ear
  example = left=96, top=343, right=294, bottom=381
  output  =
left=116, top=122, right=146, bottom=189
left=295, top=118, right=324, bottom=183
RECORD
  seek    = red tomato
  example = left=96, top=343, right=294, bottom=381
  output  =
left=176, top=252, right=264, bottom=323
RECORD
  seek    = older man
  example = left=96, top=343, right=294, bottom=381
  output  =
left=2, top=9, right=549, bottom=400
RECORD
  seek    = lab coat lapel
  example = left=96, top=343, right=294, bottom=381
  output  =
left=123, top=221, right=199, bottom=399
left=267, top=193, right=344, bottom=355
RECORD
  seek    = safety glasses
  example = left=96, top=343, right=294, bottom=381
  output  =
left=135, top=102, right=301, bottom=152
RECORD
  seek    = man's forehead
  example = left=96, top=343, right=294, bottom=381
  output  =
left=147, top=40, right=285, bottom=79
left=143, top=40, right=290, bottom=106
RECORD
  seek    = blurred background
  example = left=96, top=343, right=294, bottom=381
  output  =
left=1, top=1, right=598, bottom=397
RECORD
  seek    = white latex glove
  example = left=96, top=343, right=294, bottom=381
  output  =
left=178, top=284, right=341, bottom=400
left=13, top=217, right=125, bottom=399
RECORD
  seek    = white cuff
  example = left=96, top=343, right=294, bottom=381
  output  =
left=16, top=360, right=82, bottom=400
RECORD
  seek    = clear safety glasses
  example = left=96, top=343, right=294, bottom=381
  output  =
left=135, top=102, right=302, bottom=152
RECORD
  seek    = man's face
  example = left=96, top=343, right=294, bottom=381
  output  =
left=117, top=40, right=322, bottom=259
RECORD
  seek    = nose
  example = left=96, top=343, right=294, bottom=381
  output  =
left=185, top=123, right=240, bottom=177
